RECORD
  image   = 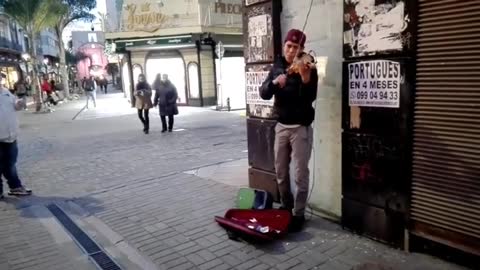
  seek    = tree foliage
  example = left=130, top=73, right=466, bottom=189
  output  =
left=55, top=0, right=96, bottom=29
left=50, top=0, right=95, bottom=98
left=65, top=50, right=90, bottom=65
left=0, top=0, right=60, bottom=34
left=0, top=0, right=62, bottom=110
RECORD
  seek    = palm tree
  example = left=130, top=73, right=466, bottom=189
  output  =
left=51, top=0, right=95, bottom=100
left=1, top=0, right=61, bottom=111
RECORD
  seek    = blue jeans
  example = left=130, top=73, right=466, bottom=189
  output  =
left=0, top=141, right=23, bottom=194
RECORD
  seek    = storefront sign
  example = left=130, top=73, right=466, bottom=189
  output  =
left=245, top=71, right=272, bottom=106
left=348, top=60, right=400, bottom=108
left=215, top=1, right=242, bottom=14
left=245, top=0, right=268, bottom=6
left=115, top=36, right=193, bottom=52
left=125, top=3, right=168, bottom=32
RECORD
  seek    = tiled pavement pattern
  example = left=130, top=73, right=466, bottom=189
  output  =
left=0, top=95, right=469, bottom=270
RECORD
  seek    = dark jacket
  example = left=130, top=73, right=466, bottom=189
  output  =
left=260, top=57, right=318, bottom=126
left=84, top=79, right=96, bottom=91
left=153, top=80, right=178, bottom=116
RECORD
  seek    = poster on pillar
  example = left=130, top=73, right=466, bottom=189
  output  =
left=245, top=64, right=275, bottom=119
left=243, top=2, right=280, bottom=64
left=348, top=60, right=400, bottom=108
left=343, top=0, right=415, bottom=58
left=342, top=58, right=412, bottom=135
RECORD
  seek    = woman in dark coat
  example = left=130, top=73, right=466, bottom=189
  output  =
left=153, top=74, right=178, bottom=132
left=134, top=74, right=153, bottom=134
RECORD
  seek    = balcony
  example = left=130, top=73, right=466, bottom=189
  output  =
left=0, top=36, right=23, bottom=53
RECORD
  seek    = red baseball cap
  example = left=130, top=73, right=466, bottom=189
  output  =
left=284, top=29, right=306, bottom=47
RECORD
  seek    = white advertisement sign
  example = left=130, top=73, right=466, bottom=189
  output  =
left=245, top=71, right=273, bottom=106
left=348, top=60, right=401, bottom=108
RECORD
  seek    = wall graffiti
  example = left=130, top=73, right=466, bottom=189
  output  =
left=345, top=134, right=400, bottom=184
left=343, top=0, right=412, bottom=58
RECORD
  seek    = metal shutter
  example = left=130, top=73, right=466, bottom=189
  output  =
left=411, top=0, right=480, bottom=255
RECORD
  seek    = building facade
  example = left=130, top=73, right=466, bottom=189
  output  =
left=0, top=10, right=24, bottom=90
left=107, top=0, right=245, bottom=108
left=71, top=31, right=109, bottom=80
left=94, top=0, right=121, bottom=32
left=244, top=0, right=480, bottom=258
left=37, top=28, right=61, bottom=77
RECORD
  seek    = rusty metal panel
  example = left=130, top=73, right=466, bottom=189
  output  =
left=342, top=132, right=409, bottom=213
left=249, top=167, right=279, bottom=202
left=243, top=1, right=281, bottom=64
left=411, top=0, right=480, bottom=255
left=245, top=63, right=275, bottom=118
left=342, top=198, right=405, bottom=247
left=247, top=118, right=276, bottom=172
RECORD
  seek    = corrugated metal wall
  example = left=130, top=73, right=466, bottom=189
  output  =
left=411, top=0, right=480, bottom=255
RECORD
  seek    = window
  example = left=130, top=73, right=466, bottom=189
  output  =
left=9, top=22, right=18, bottom=44
left=187, top=62, right=200, bottom=99
left=88, top=33, right=98, bottom=43
left=0, top=20, right=9, bottom=40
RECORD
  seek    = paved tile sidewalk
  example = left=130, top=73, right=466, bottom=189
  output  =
left=0, top=94, right=469, bottom=270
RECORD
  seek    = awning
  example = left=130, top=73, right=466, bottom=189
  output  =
left=112, top=35, right=194, bottom=53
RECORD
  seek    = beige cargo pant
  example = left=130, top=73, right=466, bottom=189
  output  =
left=274, top=124, right=313, bottom=216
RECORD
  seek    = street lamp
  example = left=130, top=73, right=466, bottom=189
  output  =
left=43, top=58, right=49, bottom=79
left=215, top=41, right=225, bottom=109
left=21, top=53, right=30, bottom=61
left=21, top=53, right=31, bottom=78
left=55, top=63, right=60, bottom=81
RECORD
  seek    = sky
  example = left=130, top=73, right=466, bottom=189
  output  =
left=62, top=0, right=106, bottom=45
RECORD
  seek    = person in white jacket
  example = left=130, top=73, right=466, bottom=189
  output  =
left=0, top=73, right=32, bottom=199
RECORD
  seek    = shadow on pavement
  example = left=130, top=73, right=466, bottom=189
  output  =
left=1, top=194, right=104, bottom=219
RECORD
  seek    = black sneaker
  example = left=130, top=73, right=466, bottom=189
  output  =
left=288, top=215, right=305, bottom=233
left=8, top=186, right=32, bottom=196
left=0, top=194, right=4, bottom=200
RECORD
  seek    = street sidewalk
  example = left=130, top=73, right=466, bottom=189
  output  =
left=1, top=93, right=471, bottom=270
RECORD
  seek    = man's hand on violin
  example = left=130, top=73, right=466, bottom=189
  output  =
left=273, top=74, right=287, bottom=88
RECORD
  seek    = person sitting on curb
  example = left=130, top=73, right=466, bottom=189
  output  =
left=41, top=76, right=57, bottom=106
left=0, top=73, right=33, bottom=199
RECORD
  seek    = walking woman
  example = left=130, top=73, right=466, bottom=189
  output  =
left=153, top=74, right=178, bottom=132
left=134, top=74, right=153, bottom=134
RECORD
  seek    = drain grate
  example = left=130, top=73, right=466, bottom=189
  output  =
left=91, top=252, right=122, bottom=270
left=46, top=204, right=122, bottom=270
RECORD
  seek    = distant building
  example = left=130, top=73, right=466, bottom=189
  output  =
left=106, top=0, right=245, bottom=109
left=95, top=0, right=120, bottom=32
left=71, top=31, right=108, bottom=79
left=37, top=28, right=61, bottom=77
left=0, top=10, right=25, bottom=90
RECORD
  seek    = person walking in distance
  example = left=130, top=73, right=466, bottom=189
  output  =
left=134, top=74, right=153, bottom=134
left=153, top=74, right=178, bottom=133
left=260, top=29, right=318, bottom=232
left=99, top=75, right=108, bottom=94
left=0, top=73, right=33, bottom=199
left=84, top=76, right=97, bottom=109
left=13, top=78, right=27, bottom=110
